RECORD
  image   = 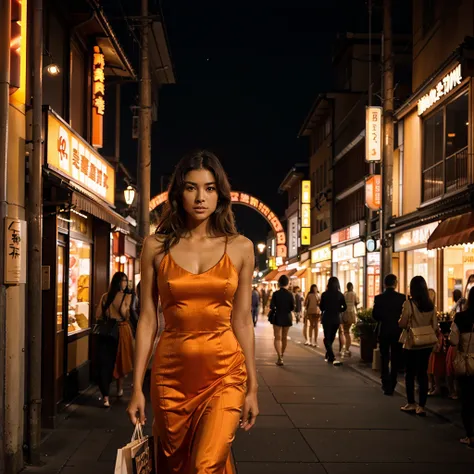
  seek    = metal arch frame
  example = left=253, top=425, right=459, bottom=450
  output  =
left=149, top=191, right=288, bottom=260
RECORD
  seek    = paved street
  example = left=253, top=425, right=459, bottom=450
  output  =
left=25, top=318, right=474, bottom=474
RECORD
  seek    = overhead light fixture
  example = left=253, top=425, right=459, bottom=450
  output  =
left=124, top=185, right=136, bottom=206
left=257, top=242, right=266, bottom=254
left=45, top=63, right=60, bottom=76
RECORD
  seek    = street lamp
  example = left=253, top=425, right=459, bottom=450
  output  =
left=124, top=185, right=136, bottom=206
left=45, top=63, right=60, bottom=76
left=257, top=242, right=266, bottom=254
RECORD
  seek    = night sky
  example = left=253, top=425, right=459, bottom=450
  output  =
left=106, top=0, right=378, bottom=244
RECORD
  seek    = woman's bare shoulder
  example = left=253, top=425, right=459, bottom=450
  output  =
left=228, top=234, right=253, bottom=253
left=142, top=234, right=166, bottom=267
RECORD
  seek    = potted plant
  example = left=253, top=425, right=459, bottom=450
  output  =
left=352, top=308, right=378, bottom=363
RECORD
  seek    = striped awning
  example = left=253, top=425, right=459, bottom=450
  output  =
left=427, top=212, right=474, bottom=250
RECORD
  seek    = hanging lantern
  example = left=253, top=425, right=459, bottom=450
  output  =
left=124, top=185, right=136, bottom=206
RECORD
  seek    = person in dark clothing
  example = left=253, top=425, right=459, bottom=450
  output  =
left=269, top=275, right=294, bottom=366
left=372, top=274, right=406, bottom=395
left=251, top=287, right=260, bottom=327
left=319, top=277, right=347, bottom=366
left=449, top=286, right=474, bottom=448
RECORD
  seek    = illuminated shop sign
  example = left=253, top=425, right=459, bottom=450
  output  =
left=394, top=222, right=439, bottom=252
left=365, top=175, right=381, bottom=211
left=418, top=64, right=462, bottom=116
left=332, top=244, right=353, bottom=263
left=301, top=180, right=311, bottom=246
left=365, top=106, right=382, bottom=162
left=331, top=223, right=360, bottom=246
left=311, top=245, right=331, bottom=264
left=9, top=0, right=22, bottom=94
left=47, top=112, right=115, bottom=205
left=92, top=46, right=105, bottom=148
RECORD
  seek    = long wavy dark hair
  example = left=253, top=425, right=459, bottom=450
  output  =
left=409, top=276, right=434, bottom=312
left=103, top=272, right=127, bottom=313
left=156, top=150, right=237, bottom=252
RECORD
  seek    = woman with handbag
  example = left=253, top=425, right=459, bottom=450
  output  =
left=449, top=286, right=474, bottom=448
left=269, top=275, right=295, bottom=366
left=95, top=271, right=134, bottom=407
left=304, top=284, right=321, bottom=347
left=399, top=276, right=438, bottom=416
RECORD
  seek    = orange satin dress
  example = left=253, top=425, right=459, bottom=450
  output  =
left=151, top=247, right=247, bottom=474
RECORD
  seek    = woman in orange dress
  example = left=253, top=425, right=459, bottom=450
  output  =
left=96, top=272, right=134, bottom=407
left=127, top=151, right=259, bottom=473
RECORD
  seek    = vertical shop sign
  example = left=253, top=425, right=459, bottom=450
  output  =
left=365, top=106, right=382, bottom=162
left=365, top=175, right=382, bottom=211
left=9, top=0, right=22, bottom=94
left=92, top=46, right=105, bottom=148
left=4, top=217, right=26, bottom=284
left=301, top=180, right=311, bottom=246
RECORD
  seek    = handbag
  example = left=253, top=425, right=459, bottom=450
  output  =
left=115, top=423, right=155, bottom=474
left=400, top=300, right=438, bottom=349
left=453, top=323, right=474, bottom=377
left=92, top=293, right=126, bottom=341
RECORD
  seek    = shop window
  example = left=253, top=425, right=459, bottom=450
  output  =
left=422, top=91, right=468, bottom=202
left=68, top=239, right=91, bottom=335
left=443, top=246, right=474, bottom=312
left=406, top=248, right=437, bottom=295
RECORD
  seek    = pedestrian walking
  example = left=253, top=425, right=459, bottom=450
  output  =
left=399, top=276, right=438, bottom=417
left=449, top=286, right=474, bottom=448
left=252, top=286, right=260, bottom=326
left=304, top=284, right=321, bottom=347
left=127, top=151, right=259, bottom=471
left=95, top=271, right=135, bottom=407
left=446, top=289, right=464, bottom=399
left=319, top=277, right=347, bottom=366
left=341, top=282, right=359, bottom=357
left=268, top=274, right=294, bottom=366
left=293, top=286, right=303, bottom=324
left=372, top=274, right=406, bottom=395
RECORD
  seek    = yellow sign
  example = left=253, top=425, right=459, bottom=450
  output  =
left=301, top=228, right=310, bottom=246
left=301, top=204, right=311, bottom=228
left=47, top=112, right=115, bottom=205
left=311, top=245, right=331, bottom=263
left=366, top=106, right=382, bottom=162
left=268, top=257, right=277, bottom=270
left=301, top=180, right=311, bottom=204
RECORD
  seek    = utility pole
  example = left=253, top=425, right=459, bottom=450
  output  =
left=381, top=0, right=394, bottom=278
left=0, top=1, right=11, bottom=470
left=138, top=0, right=152, bottom=239
left=26, top=0, right=43, bottom=464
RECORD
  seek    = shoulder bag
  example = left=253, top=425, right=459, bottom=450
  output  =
left=453, top=323, right=474, bottom=377
left=400, top=300, right=438, bottom=349
left=92, top=293, right=126, bottom=341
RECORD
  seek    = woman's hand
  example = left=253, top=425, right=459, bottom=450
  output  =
left=240, top=390, right=259, bottom=431
left=127, top=390, right=147, bottom=425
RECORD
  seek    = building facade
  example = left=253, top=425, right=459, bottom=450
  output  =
left=391, top=0, right=474, bottom=312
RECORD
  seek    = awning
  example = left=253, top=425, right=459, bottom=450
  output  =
left=427, top=212, right=474, bottom=250
left=71, top=192, right=131, bottom=232
left=274, top=269, right=297, bottom=281
left=264, top=270, right=279, bottom=282
left=292, top=268, right=308, bottom=279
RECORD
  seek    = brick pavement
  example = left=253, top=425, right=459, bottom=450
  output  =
left=23, top=317, right=474, bottom=474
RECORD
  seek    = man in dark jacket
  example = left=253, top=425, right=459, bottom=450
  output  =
left=372, top=274, right=406, bottom=395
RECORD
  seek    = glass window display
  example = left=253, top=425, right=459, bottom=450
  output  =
left=56, top=246, right=64, bottom=332
left=68, top=239, right=91, bottom=335
left=406, top=248, right=437, bottom=295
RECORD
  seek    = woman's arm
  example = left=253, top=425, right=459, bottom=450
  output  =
left=319, top=292, right=326, bottom=312
left=340, top=293, right=347, bottom=312
left=449, top=322, right=460, bottom=346
left=231, top=237, right=259, bottom=431
left=95, top=294, right=105, bottom=320
left=399, top=300, right=410, bottom=328
left=127, top=236, right=161, bottom=425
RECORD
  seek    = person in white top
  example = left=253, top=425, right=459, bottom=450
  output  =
left=342, top=283, right=359, bottom=357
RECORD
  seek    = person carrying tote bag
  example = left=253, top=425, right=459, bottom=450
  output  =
left=449, top=286, right=474, bottom=448
left=398, top=276, right=438, bottom=417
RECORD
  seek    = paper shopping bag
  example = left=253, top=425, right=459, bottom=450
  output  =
left=131, top=435, right=155, bottom=474
left=115, top=424, right=147, bottom=474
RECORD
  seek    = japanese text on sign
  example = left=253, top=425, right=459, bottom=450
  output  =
left=47, top=112, right=115, bottom=205
left=365, top=175, right=381, bottom=211
left=301, top=180, right=311, bottom=204
left=365, top=106, right=382, bottom=162
left=93, top=46, right=105, bottom=116
left=418, top=64, right=462, bottom=115
left=4, top=217, right=25, bottom=284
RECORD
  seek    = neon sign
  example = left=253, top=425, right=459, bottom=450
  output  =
left=93, top=46, right=105, bottom=115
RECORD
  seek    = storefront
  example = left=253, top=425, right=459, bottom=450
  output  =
left=393, top=222, right=439, bottom=299
left=111, top=231, right=138, bottom=288
left=366, top=250, right=380, bottom=308
left=41, top=110, right=131, bottom=427
left=289, top=252, right=311, bottom=294
left=310, top=244, right=331, bottom=292
left=331, top=222, right=366, bottom=306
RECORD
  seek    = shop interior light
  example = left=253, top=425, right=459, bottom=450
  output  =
left=258, top=272, right=263, bottom=277
left=46, top=63, right=60, bottom=76
left=124, top=185, right=136, bottom=206
left=257, top=242, right=266, bottom=254
left=120, top=255, right=127, bottom=264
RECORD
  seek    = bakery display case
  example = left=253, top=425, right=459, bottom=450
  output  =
left=68, top=239, right=91, bottom=335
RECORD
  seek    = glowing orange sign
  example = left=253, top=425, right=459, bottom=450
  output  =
left=150, top=190, right=288, bottom=260
left=365, top=175, right=382, bottom=211
left=9, top=0, right=22, bottom=95
left=92, top=46, right=105, bottom=148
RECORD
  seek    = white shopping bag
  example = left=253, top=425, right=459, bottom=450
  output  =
left=115, top=424, right=152, bottom=474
